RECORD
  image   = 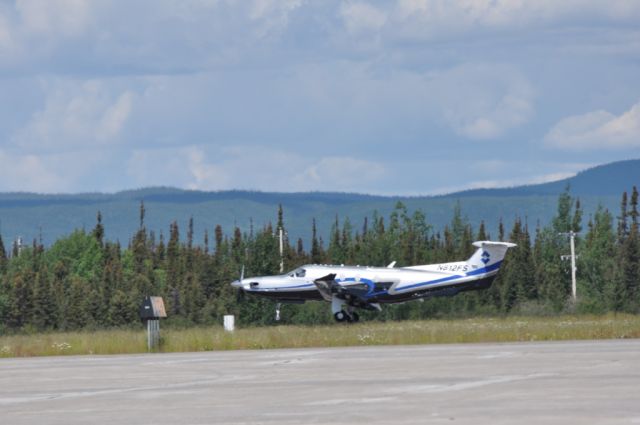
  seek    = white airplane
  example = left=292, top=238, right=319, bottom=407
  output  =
left=231, top=241, right=516, bottom=322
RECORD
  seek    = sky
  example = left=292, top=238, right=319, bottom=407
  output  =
left=0, top=0, right=639, bottom=195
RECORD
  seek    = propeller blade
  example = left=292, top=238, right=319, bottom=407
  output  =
left=236, top=287, right=245, bottom=302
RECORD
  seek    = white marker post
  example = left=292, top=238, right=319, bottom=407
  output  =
left=223, top=315, right=235, bottom=332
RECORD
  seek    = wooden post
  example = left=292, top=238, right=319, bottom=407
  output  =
left=147, top=319, right=160, bottom=350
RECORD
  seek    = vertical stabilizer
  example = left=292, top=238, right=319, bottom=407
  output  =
left=467, top=241, right=516, bottom=268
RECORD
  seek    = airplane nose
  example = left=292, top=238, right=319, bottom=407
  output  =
left=231, top=280, right=241, bottom=288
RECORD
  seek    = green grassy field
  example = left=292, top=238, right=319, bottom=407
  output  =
left=1, top=314, right=639, bottom=358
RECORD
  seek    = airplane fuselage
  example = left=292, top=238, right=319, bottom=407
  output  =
left=235, top=261, right=500, bottom=304
left=231, top=241, right=515, bottom=322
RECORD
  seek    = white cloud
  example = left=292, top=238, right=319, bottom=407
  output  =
left=127, top=147, right=215, bottom=189
left=99, top=92, right=133, bottom=140
left=184, top=147, right=230, bottom=190
left=340, top=1, right=387, bottom=34
left=392, top=0, right=640, bottom=40
left=0, top=13, right=12, bottom=50
left=249, top=0, right=303, bottom=39
left=466, top=172, right=578, bottom=191
left=0, top=148, right=110, bottom=192
left=16, top=0, right=91, bottom=38
left=435, top=64, right=535, bottom=140
left=293, top=156, right=387, bottom=191
left=424, top=158, right=593, bottom=195
left=0, top=1, right=637, bottom=194
left=13, top=80, right=135, bottom=152
left=0, top=149, right=63, bottom=192
left=125, top=145, right=388, bottom=193
left=545, top=101, right=640, bottom=150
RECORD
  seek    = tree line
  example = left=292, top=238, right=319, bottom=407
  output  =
left=0, top=186, right=638, bottom=333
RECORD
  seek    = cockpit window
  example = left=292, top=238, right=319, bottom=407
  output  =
left=287, top=268, right=306, bottom=278
left=294, top=268, right=306, bottom=278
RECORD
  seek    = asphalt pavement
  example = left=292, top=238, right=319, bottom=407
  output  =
left=1, top=339, right=639, bottom=424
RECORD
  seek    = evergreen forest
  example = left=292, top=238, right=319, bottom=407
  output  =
left=0, top=186, right=638, bottom=334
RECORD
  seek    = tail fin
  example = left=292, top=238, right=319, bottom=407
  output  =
left=467, top=241, right=516, bottom=269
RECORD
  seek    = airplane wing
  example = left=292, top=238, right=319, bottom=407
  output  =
left=313, top=273, right=379, bottom=310
left=313, top=273, right=336, bottom=302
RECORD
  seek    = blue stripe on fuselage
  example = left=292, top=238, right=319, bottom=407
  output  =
left=392, top=261, right=503, bottom=293
left=249, top=261, right=502, bottom=295
left=250, top=283, right=315, bottom=291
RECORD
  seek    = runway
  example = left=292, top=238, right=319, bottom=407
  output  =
left=1, top=339, right=639, bottom=424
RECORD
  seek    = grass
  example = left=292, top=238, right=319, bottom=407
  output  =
left=1, top=314, right=639, bottom=358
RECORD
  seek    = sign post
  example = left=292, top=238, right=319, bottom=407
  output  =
left=139, top=296, right=167, bottom=351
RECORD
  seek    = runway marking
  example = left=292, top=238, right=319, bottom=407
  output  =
left=477, top=351, right=516, bottom=359
left=306, top=396, right=398, bottom=406
left=390, top=373, right=555, bottom=395
left=0, top=377, right=248, bottom=406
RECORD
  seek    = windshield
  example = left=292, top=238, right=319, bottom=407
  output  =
left=289, top=268, right=306, bottom=278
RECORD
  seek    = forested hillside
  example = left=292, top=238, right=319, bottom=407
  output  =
left=0, top=186, right=638, bottom=333
left=0, top=159, right=637, bottom=247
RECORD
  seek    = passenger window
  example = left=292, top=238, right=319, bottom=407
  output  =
left=295, top=268, right=306, bottom=277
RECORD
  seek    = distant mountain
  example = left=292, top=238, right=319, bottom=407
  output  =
left=446, top=159, right=640, bottom=198
left=0, top=159, right=638, bottom=247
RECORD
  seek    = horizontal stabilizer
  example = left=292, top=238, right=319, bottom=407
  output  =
left=472, top=241, right=517, bottom=248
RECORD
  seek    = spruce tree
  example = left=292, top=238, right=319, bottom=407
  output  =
left=296, top=238, right=305, bottom=259
left=582, top=206, right=617, bottom=312
left=8, top=273, right=32, bottom=329
left=515, top=222, right=536, bottom=302
left=166, top=222, right=181, bottom=315
left=621, top=187, right=639, bottom=311
left=108, top=289, right=137, bottom=326
left=311, top=218, right=323, bottom=264
left=476, top=221, right=487, bottom=241
left=214, top=225, right=223, bottom=257
left=328, top=215, right=344, bottom=264
left=31, top=269, right=56, bottom=330
left=0, top=233, right=7, bottom=275
left=496, top=218, right=522, bottom=311
left=618, top=191, right=628, bottom=241
left=66, top=277, right=92, bottom=329
left=572, top=198, right=583, bottom=233
left=92, top=211, right=105, bottom=246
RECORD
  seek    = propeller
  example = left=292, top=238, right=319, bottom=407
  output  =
left=236, top=265, right=246, bottom=302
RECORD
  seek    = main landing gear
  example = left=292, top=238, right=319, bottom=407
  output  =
left=333, top=310, right=359, bottom=323
left=331, top=297, right=360, bottom=323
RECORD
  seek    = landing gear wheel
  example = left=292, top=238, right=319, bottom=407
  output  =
left=334, top=311, right=347, bottom=322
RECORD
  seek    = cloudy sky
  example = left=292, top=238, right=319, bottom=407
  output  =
left=0, top=0, right=639, bottom=195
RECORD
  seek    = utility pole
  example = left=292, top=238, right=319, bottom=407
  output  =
left=278, top=227, right=284, bottom=274
left=560, top=231, right=578, bottom=302
left=276, top=227, right=284, bottom=322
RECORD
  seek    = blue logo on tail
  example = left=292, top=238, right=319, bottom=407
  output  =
left=481, top=251, right=490, bottom=265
